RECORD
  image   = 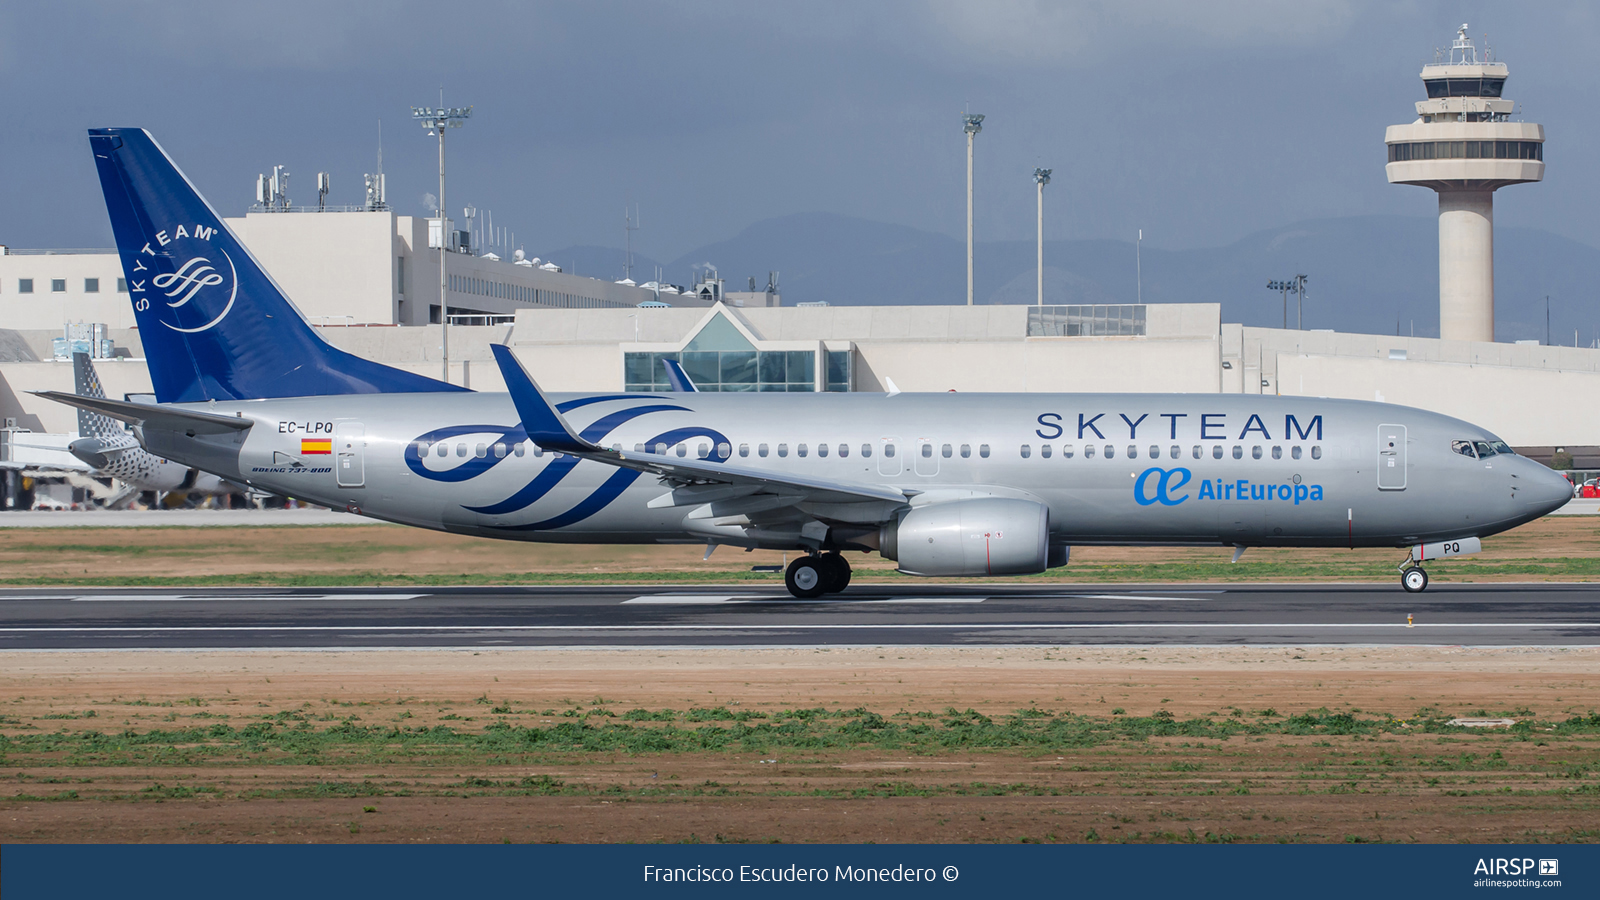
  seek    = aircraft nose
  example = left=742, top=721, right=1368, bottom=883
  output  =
left=1525, top=461, right=1575, bottom=515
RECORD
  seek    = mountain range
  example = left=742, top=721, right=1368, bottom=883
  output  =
left=540, top=213, right=1600, bottom=345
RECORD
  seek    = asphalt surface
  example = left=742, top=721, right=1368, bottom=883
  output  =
left=1, top=582, right=1598, bottom=649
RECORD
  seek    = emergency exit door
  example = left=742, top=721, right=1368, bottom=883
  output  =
left=335, top=422, right=365, bottom=488
left=1377, top=424, right=1406, bottom=490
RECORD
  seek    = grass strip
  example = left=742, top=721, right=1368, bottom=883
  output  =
left=5, top=557, right=1600, bottom=587
left=5, top=708, right=1600, bottom=767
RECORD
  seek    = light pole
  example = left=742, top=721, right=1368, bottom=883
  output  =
left=1033, top=168, right=1051, bottom=307
left=1267, top=280, right=1292, bottom=329
left=1293, top=274, right=1308, bottom=329
left=963, top=112, right=983, bottom=306
left=412, top=101, right=472, bottom=383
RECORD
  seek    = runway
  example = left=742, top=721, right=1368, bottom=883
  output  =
left=2, top=582, right=1599, bottom=649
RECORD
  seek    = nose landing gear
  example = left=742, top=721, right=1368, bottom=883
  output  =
left=1401, top=565, right=1429, bottom=593
left=785, top=553, right=852, bottom=598
left=1398, top=547, right=1429, bottom=593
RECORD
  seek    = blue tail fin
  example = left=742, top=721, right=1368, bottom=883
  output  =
left=88, top=128, right=467, bottom=402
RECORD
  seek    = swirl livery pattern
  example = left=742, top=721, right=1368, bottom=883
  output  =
left=404, top=398, right=729, bottom=532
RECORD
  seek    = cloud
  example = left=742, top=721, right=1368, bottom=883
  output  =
left=919, top=0, right=1366, bottom=67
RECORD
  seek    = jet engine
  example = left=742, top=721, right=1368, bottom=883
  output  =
left=878, top=498, right=1049, bottom=576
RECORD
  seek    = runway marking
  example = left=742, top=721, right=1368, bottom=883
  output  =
left=1061, top=594, right=1224, bottom=602
left=623, top=595, right=765, bottom=605
left=1, top=622, right=1597, bottom=633
left=65, top=594, right=429, bottom=603
left=623, top=595, right=987, bottom=605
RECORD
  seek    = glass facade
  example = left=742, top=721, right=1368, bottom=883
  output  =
left=1028, top=305, right=1146, bottom=337
left=1388, top=140, right=1542, bottom=162
left=623, top=312, right=852, bottom=392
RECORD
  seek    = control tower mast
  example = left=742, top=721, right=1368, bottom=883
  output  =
left=1385, top=25, right=1544, bottom=343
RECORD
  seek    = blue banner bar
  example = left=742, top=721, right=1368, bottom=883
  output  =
left=3, top=844, right=1594, bottom=899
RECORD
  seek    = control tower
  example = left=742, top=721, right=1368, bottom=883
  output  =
left=1385, top=25, right=1544, bottom=343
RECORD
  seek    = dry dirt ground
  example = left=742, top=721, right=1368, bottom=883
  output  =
left=0, top=513, right=1596, bottom=585
left=2, top=647, right=1597, bottom=844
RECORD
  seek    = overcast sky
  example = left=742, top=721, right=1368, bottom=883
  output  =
left=3, top=1, right=1596, bottom=261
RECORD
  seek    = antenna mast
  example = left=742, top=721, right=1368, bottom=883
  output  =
left=624, top=206, right=640, bottom=280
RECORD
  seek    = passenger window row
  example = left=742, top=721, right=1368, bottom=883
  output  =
left=1057, top=443, right=1321, bottom=461
left=417, top=441, right=534, bottom=459
left=419, top=438, right=1323, bottom=466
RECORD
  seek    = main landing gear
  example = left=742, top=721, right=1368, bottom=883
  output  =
left=785, top=553, right=852, bottom=599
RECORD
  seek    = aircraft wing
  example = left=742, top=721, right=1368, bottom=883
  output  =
left=30, top=392, right=254, bottom=436
left=0, top=460, right=93, bottom=473
left=490, top=344, right=910, bottom=510
left=597, top=446, right=907, bottom=506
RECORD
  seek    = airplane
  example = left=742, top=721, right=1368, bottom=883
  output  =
left=65, top=352, right=244, bottom=504
left=38, top=127, right=1575, bottom=597
left=1, top=351, right=243, bottom=507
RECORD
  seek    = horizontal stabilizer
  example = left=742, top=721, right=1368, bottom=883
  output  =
left=31, top=391, right=253, bottom=435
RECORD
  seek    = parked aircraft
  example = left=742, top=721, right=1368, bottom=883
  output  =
left=65, top=353, right=242, bottom=503
left=40, top=128, right=1574, bottom=595
left=2, top=351, right=242, bottom=506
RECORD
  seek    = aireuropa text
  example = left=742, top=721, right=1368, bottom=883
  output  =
left=641, top=865, right=942, bottom=883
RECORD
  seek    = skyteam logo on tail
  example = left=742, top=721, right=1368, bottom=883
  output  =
left=131, top=223, right=237, bottom=333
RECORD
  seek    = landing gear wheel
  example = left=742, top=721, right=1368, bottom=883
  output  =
left=818, top=553, right=852, bottom=593
left=1401, top=566, right=1429, bottom=593
left=785, top=556, right=828, bottom=599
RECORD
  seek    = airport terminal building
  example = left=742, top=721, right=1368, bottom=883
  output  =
left=4, top=279, right=1599, bottom=471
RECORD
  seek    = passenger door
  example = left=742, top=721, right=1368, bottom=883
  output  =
left=336, top=422, right=366, bottom=488
left=1377, top=424, right=1406, bottom=491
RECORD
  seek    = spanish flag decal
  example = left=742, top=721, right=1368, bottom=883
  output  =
left=301, top=438, right=333, bottom=456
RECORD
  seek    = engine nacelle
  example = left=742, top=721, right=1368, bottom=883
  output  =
left=880, top=498, right=1049, bottom=576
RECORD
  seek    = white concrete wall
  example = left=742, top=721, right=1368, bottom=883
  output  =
left=0, top=254, right=136, bottom=330
left=853, top=338, right=1220, bottom=393
left=0, top=359, right=153, bottom=433
left=1277, top=353, right=1595, bottom=445
left=225, top=211, right=397, bottom=325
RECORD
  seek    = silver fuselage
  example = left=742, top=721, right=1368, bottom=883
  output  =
left=138, top=390, right=1572, bottom=550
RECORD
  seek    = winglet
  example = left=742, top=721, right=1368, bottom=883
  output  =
left=489, top=344, right=596, bottom=454
left=884, top=376, right=901, bottom=397
left=662, top=357, right=699, bottom=392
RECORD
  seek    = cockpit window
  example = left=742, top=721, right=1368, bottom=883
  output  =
left=1474, top=441, right=1496, bottom=458
left=1452, top=440, right=1478, bottom=458
left=1489, top=441, right=1514, bottom=456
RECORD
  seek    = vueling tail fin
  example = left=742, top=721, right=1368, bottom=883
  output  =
left=71, top=352, right=125, bottom=440
left=87, top=128, right=468, bottom=402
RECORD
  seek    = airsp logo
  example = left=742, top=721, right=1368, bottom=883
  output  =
left=130, top=223, right=237, bottom=334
